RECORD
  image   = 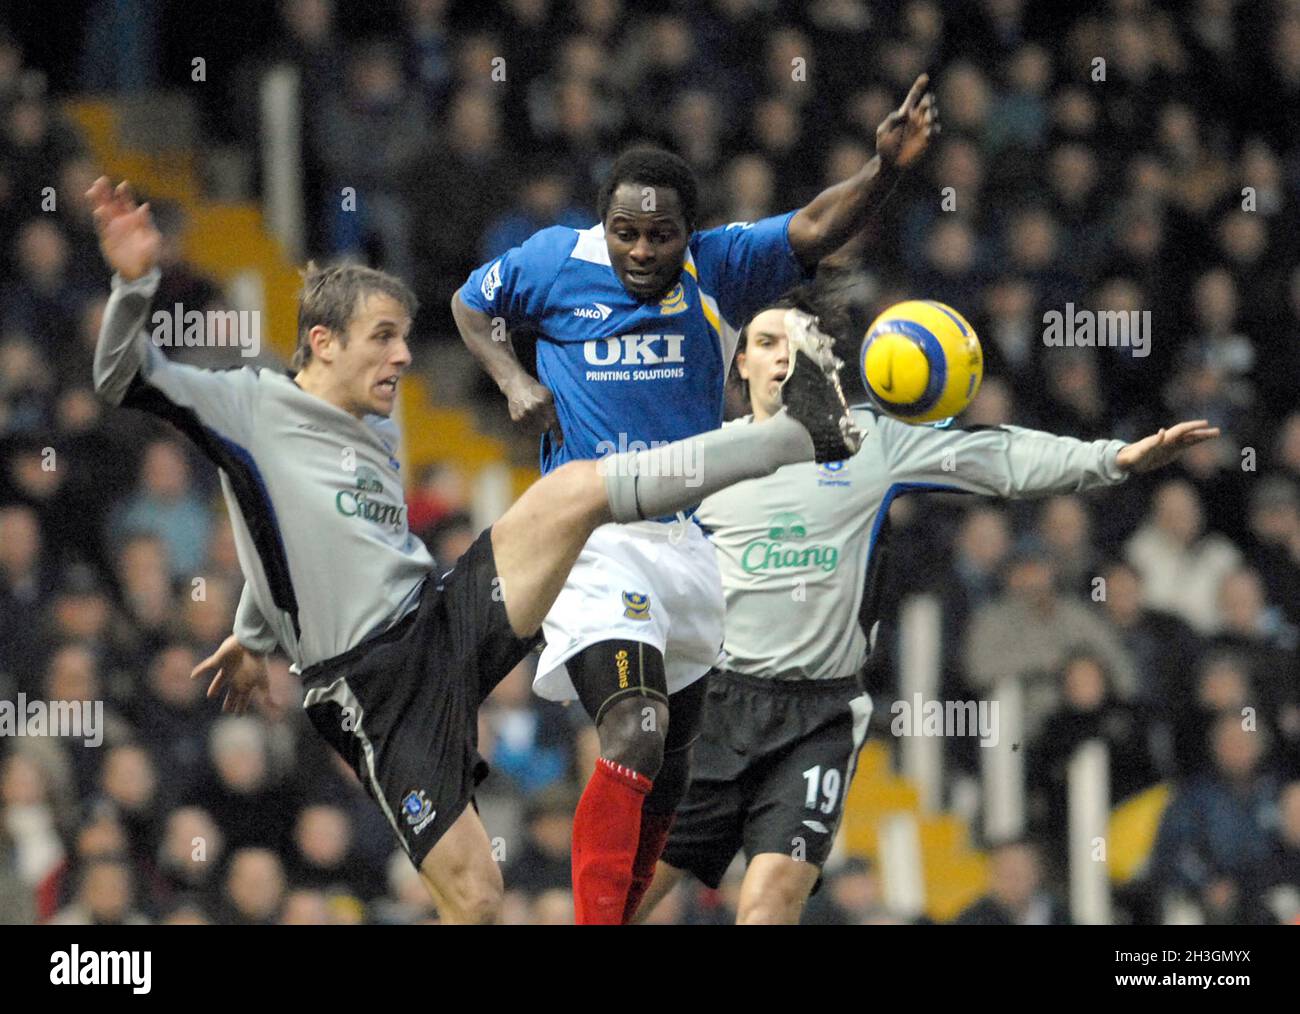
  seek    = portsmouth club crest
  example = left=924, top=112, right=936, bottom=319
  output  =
left=622, top=591, right=652, bottom=621
left=401, top=789, right=437, bottom=834
left=658, top=283, right=688, bottom=315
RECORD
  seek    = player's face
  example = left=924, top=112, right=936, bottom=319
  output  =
left=603, top=183, right=690, bottom=302
left=737, top=307, right=789, bottom=419
left=331, top=292, right=413, bottom=418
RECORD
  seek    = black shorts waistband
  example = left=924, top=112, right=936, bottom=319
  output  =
left=709, top=667, right=864, bottom=694
left=300, top=576, right=431, bottom=686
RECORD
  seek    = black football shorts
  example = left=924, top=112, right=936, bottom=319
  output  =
left=299, top=528, right=538, bottom=867
left=662, top=668, right=873, bottom=888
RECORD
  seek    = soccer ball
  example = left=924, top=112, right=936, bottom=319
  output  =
left=860, top=299, right=983, bottom=424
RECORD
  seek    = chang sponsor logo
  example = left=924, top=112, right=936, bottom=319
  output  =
left=335, top=466, right=407, bottom=531
left=740, top=512, right=840, bottom=574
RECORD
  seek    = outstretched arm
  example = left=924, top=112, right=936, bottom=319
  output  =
left=875, top=413, right=1220, bottom=498
left=87, top=176, right=259, bottom=445
left=787, top=74, right=939, bottom=271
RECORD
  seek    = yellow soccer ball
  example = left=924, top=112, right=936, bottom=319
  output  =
left=860, top=299, right=984, bottom=424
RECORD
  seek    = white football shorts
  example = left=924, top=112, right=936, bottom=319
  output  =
left=534, top=519, right=725, bottom=703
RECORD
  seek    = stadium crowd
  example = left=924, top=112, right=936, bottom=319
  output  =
left=1, top=0, right=1299, bottom=924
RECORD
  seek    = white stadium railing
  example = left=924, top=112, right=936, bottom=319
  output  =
left=898, top=594, right=943, bottom=812
left=259, top=64, right=304, bottom=263
left=1068, top=739, right=1112, bottom=924
left=982, top=676, right=1025, bottom=843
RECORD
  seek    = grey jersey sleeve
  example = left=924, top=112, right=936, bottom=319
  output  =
left=93, top=268, right=260, bottom=445
left=872, top=413, right=1128, bottom=497
left=234, top=582, right=281, bottom=655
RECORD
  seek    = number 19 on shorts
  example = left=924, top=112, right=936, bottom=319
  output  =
left=802, top=765, right=842, bottom=815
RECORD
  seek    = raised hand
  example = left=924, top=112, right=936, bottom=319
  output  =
left=85, top=176, right=161, bottom=282
left=1115, top=420, right=1221, bottom=473
left=875, top=74, right=940, bottom=171
left=191, top=634, right=279, bottom=718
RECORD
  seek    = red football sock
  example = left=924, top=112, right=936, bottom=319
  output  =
left=572, top=757, right=653, bottom=925
left=622, top=810, right=676, bottom=924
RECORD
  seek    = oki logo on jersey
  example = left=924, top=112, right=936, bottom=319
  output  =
left=583, top=334, right=686, bottom=366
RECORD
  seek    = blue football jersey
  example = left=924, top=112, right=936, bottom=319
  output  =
left=460, top=212, right=808, bottom=474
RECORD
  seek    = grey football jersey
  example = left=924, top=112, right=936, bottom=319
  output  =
left=696, top=407, right=1128, bottom=681
left=94, top=269, right=433, bottom=669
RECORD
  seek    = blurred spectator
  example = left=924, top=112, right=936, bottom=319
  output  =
left=96, top=743, right=161, bottom=868
left=427, top=510, right=476, bottom=569
left=109, top=439, right=212, bottom=582
left=502, top=786, right=576, bottom=899
left=1034, top=495, right=1096, bottom=597
left=1260, top=781, right=1300, bottom=922
left=408, top=460, right=470, bottom=543
left=131, top=643, right=212, bottom=798
left=482, top=655, right=570, bottom=795
left=1151, top=715, right=1281, bottom=923
left=153, top=805, right=224, bottom=908
left=801, top=857, right=896, bottom=925
left=220, top=847, right=287, bottom=924
left=287, top=803, right=380, bottom=900
left=964, top=547, right=1136, bottom=739
left=1028, top=651, right=1158, bottom=846
left=401, top=0, right=452, bottom=110
left=50, top=857, right=150, bottom=925
left=197, top=717, right=298, bottom=852
left=953, top=839, right=1069, bottom=925
left=0, top=752, right=66, bottom=906
left=0, top=503, right=51, bottom=677
left=315, top=39, right=431, bottom=282
left=1098, top=559, right=1201, bottom=713
left=480, top=165, right=589, bottom=261
left=113, top=534, right=175, bottom=654
left=1243, top=477, right=1300, bottom=626
left=1125, top=479, right=1241, bottom=634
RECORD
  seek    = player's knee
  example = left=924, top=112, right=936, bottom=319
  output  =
left=598, top=697, right=668, bottom=778
left=644, top=742, right=691, bottom=814
left=439, top=864, right=503, bottom=925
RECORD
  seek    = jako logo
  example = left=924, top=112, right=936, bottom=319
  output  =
left=50, top=947, right=151, bottom=994
left=583, top=334, right=685, bottom=365
left=574, top=303, right=613, bottom=320
left=481, top=260, right=502, bottom=301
